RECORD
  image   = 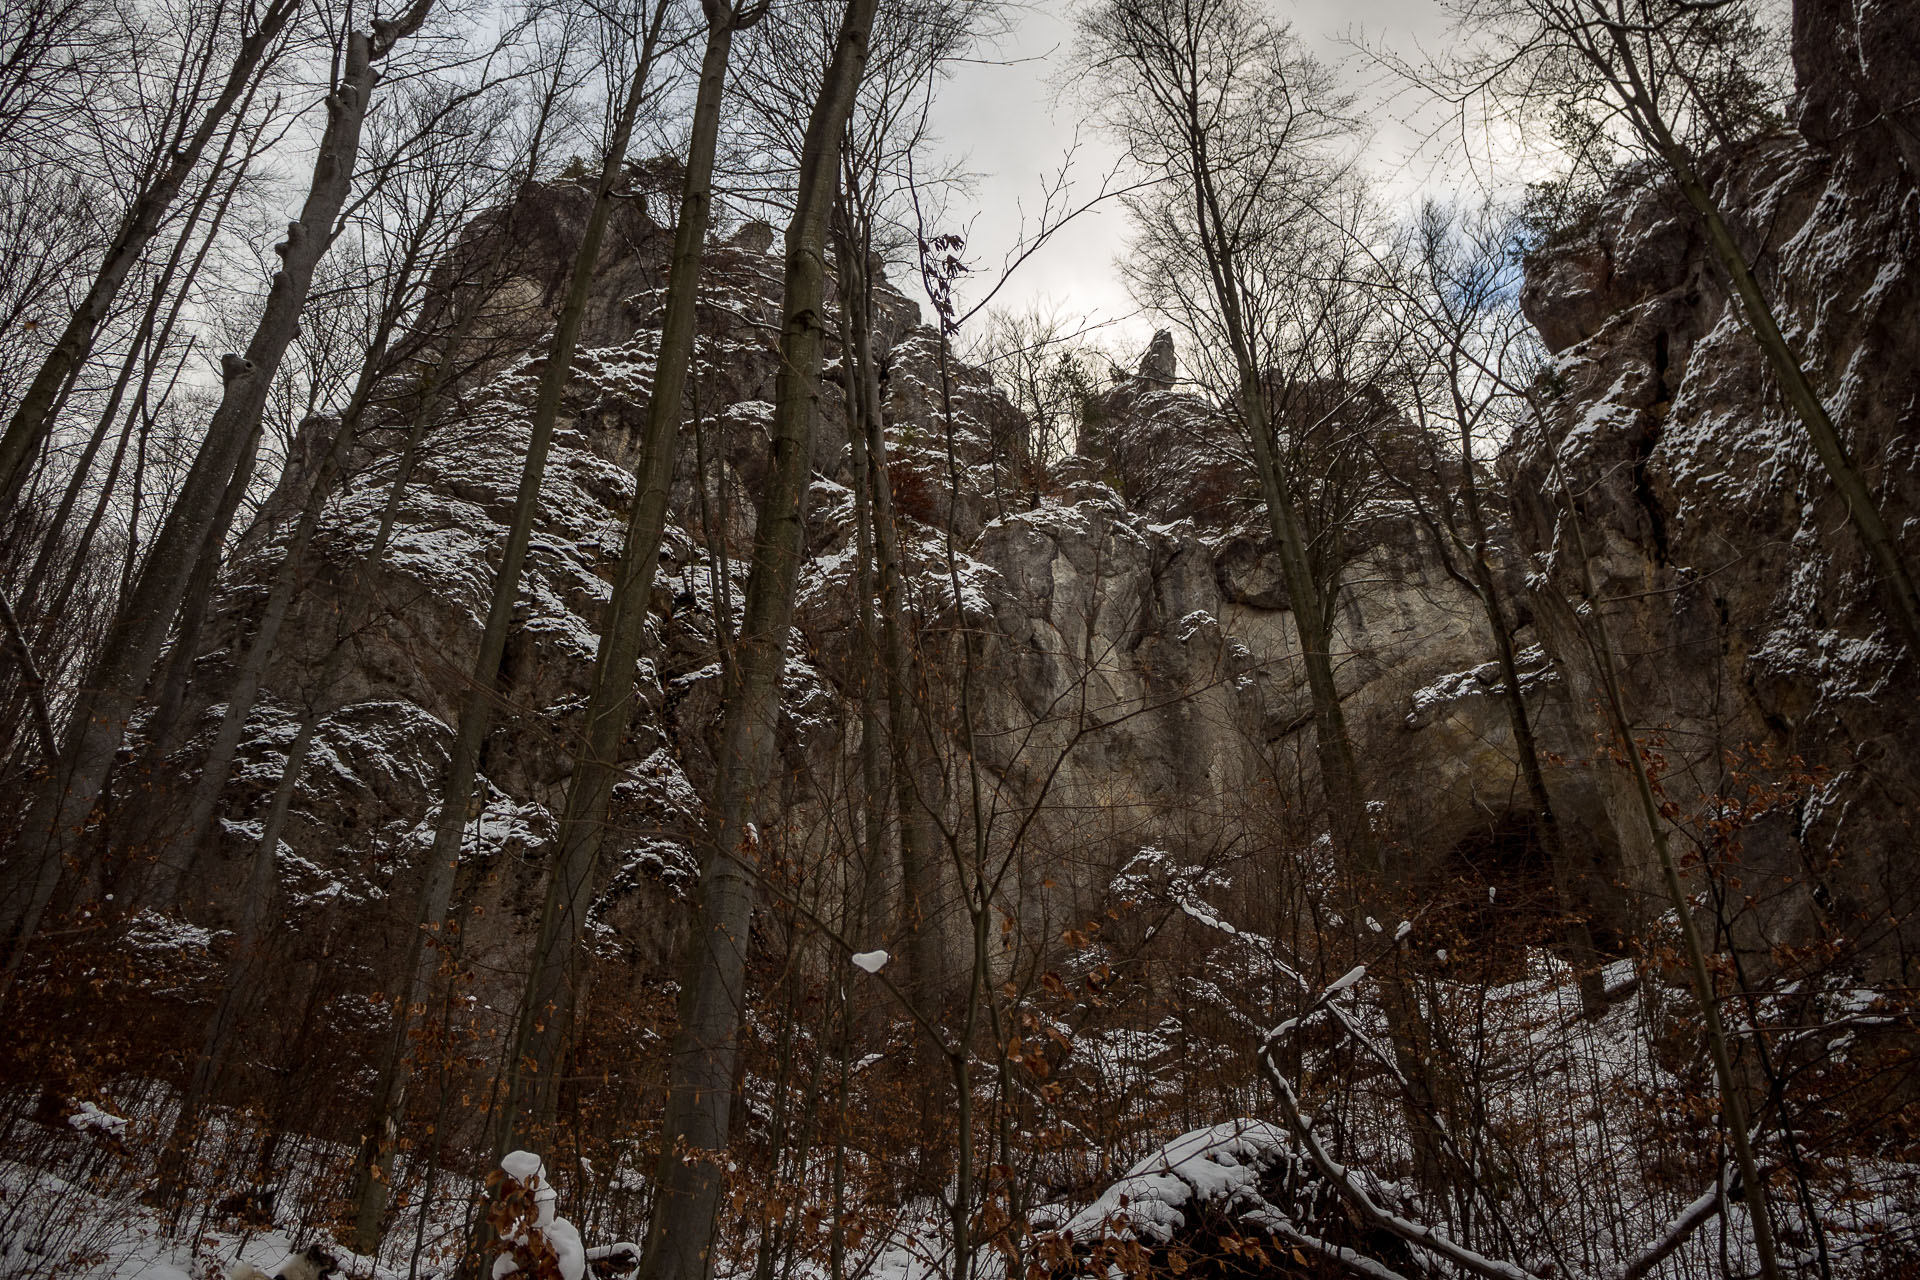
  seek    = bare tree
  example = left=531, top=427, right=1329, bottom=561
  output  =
left=495, top=0, right=771, bottom=1154
left=0, top=0, right=301, bottom=517
left=1523, top=389, right=1784, bottom=1280
left=0, top=0, right=110, bottom=159
left=1070, top=0, right=1489, bottom=1199
left=1, top=0, right=438, bottom=988
left=345, top=0, right=679, bottom=1247
left=969, top=305, right=1119, bottom=501
left=1072, top=0, right=1377, bottom=868
left=638, top=1, right=878, bottom=1274
left=824, top=4, right=976, bottom=1007
left=149, top=65, right=542, bottom=1216
left=149, top=72, right=531, bottom=889
left=1378, top=201, right=1620, bottom=1016
left=0, top=89, right=276, bottom=781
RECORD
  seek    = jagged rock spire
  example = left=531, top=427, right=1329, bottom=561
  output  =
left=1136, top=328, right=1175, bottom=386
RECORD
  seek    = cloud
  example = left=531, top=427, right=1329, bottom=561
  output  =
left=916, top=0, right=1490, bottom=356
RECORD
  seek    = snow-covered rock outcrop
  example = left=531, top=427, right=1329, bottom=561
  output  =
left=150, top=177, right=1531, bottom=1033
left=154, top=15, right=1920, bottom=1041
left=1508, top=0, right=1920, bottom=973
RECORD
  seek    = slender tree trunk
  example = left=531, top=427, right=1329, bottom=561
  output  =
left=0, top=0, right=434, bottom=989
left=348, top=2, right=671, bottom=1247
left=16, top=94, right=259, bottom=628
left=35, top=349, right=175, bottom=689
left=159, top=99, right=579, bottom=908
left=11, top=130, right=253, bottom=766
left=123, top=3, right=439, bottom=1206
left=28, top=137, right=254, bottom=663
left=1181, top=149, right=1459, bottom=1193
left=826, top=975, right=853, bottom=1280
left=0, top=0, right=296, bottom=515
left=1185, top=155, right=1376, bottom=867
left=143, top=418, right=263, bottom=758
left=148, top=653, right=296, bottom=1209
left=143, top=424, right=364, bottom=901
left=831, top=208, right=893, bottom=945
left=0, top=589, right=57, bottom=767
left=1238, top=382, right=1374, bottom=859
left=1439, top=382, right=1612, bottom=1016
left=873, top=434, right=943, bottom=995
left=496, top=0, right=758, bottom=1150
left=638, top=2, right=877, bottom=1274
left=120, top=405, right=152, bottom=600
left=1539, top=439, right=1782, bottom=1280
left=1472, top=551, right=1612, bottom=1017
left=843, top=246, right=944, bottom=1000
left=691, top=376, right=735, bottom=667
left=926, top=305, right=1005, bottom=1280
left=21, top=327, right=153, bottom=617
left=259, top=279, right=487, bottom=1244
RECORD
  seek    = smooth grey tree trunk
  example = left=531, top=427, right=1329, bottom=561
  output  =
left=496, top=0, right=764, bottom=1152
left=831, top=210, right=896, bottom=951
left=837, top=228, right=945, bottom=1001
left=638, top=1, right=877, bottom=1274
left=346, top=0, right=673, bottom=1247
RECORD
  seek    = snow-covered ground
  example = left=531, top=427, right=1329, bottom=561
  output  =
left=5, top=935, right=1915, bottom=1280
left=0, top=1086, right=477, bottom=1280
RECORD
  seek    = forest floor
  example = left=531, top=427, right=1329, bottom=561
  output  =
left=4, top=946, right=1917, bottom=1280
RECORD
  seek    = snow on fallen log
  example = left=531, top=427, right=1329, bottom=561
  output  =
left=1061, top=1119, right=1293, bottom=1245
left=1619, top=1180, right=1725, bottom=1280
left=1050, top=1118, right=1419, bottom=1277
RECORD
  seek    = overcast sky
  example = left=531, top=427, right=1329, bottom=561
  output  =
left=915, top=0, right=1483, bottom=362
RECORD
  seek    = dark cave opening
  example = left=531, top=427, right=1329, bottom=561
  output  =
left=1416, top=812, right=1567, bottom=986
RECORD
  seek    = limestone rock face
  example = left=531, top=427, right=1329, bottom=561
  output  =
left=154, top=177, right=1053, bottom=1006
left=1507, top=14, right=1920, bottom=970
left=1793, top=0, right=1920, bottom=178
left=156, top=0, right=1920, bottom=1017
left=960, top=484, right=1533, bottom=889
left=1135, top=330, right=1176, bottom=386
left=160, top=190, right=1528, bottom=1015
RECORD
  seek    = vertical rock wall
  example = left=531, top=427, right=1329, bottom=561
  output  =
left=1509, top=2, right=1920, bottom=974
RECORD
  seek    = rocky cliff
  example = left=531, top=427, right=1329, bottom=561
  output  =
left=139, top=0, right=1920, bottom=1036
left=1508, top=0, right=1920, bottom=978
left=137, top=201, right=1543, bottom=1035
